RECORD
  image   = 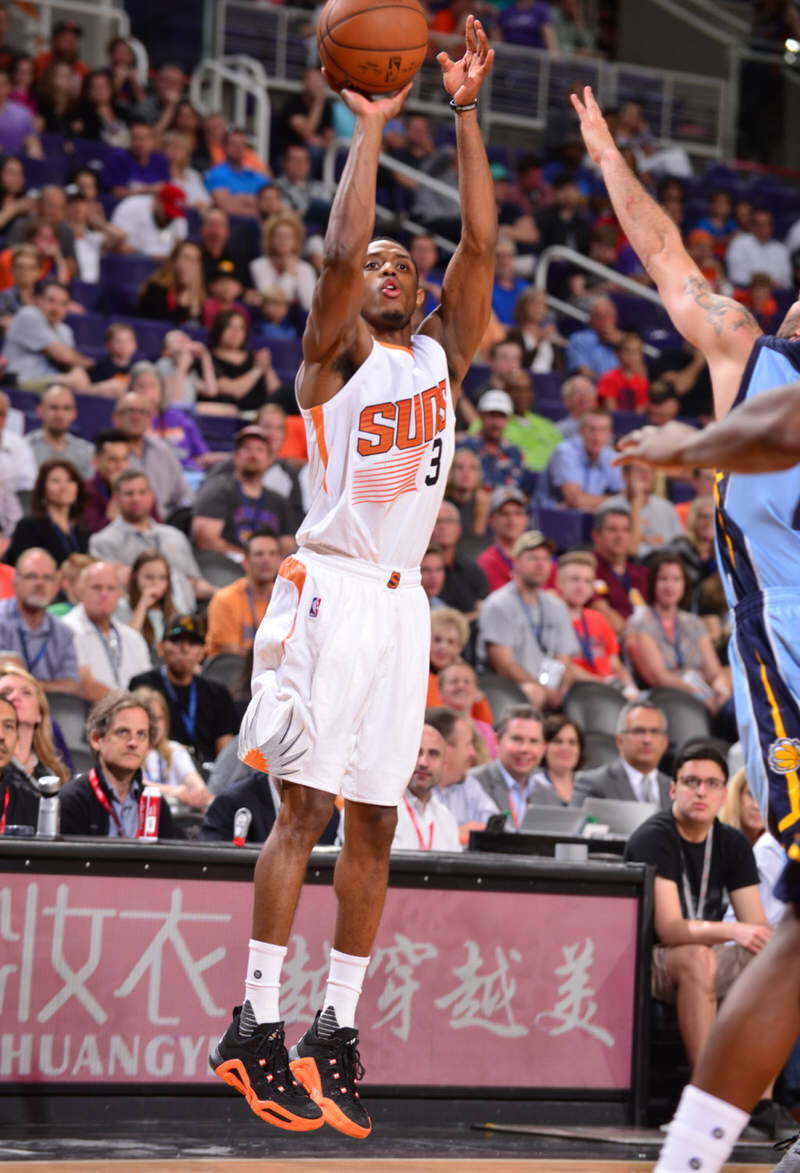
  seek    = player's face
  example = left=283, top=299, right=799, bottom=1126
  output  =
left=361, top=241, right=419, bottom=330
left=498, top=718, right=544, bottom=779
left=671, top=759, right=727, bottom=827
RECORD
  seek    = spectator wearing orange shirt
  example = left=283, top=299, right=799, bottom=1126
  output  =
left=205, top=529, right=281, bottom=658
left=0, top=219, right=70, bottom=292
left=557, top=550, right=637, bottom=692
left=597, top=332, right=650, bottom=412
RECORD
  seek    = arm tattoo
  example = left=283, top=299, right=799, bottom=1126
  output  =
left=684, top=275, right=759, bottom=337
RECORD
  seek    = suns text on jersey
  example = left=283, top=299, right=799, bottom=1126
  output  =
left=355, top=380, right=448, bottom=457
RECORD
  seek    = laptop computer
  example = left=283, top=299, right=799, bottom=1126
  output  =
left=582, top=797, right=658, bottom=837
left=520, top=805, right=587, bottom=836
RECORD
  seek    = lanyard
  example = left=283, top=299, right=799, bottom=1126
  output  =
left=245, top=584, right=260, bottom=633
left=681, top=823, right=713, bottom=921
left=16, top=617, right=50, bottom=674
left=160, top=668, right=197, bottom=743
left=403, top=796, right=434, bottom=851
left=237, top=486, right=267, bottom=542
left=507, top=788, right=522, bottom=828
left=606, top=560, right=632, bottom=596
left=575, top=611, right=595, bottom=668
left=516, top=586, right=545, bottom=649
left=92, top=621, right=122, bottom=687
left=654, top=610, right=684, bottom=669
left=88, top=766, right=125, bottom=837
left=0, top=784, right=9, bottom=832
left=494, top=545, right=514, bottom=575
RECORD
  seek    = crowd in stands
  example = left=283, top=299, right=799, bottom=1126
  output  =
left=2, top=0, right=800, bottom=1123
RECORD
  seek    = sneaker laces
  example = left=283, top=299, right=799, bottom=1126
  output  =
left=254, top=1026, right=299, bottom=1090
left=332, top=1034, right=366, bottom=1093
left=773, top=1131, right=800, bottom=1153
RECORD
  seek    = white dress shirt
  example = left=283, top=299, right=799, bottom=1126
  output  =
left=0, top=428, right=36, bottom=491
left=392, top=790, right=462, bottom=853
left=63, top=603, right=152, bottom=690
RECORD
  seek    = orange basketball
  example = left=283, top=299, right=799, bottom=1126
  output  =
left=316, top=0, right=429, bottom=95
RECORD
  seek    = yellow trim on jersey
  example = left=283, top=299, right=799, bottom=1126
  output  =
left=714, top=471, right=737, bottom=570
left=756, top=652, right=800, bottom=830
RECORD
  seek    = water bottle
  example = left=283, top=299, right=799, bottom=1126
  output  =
left=35, top=775, right=61, bottom=839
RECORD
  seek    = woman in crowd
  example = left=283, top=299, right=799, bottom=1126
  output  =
left=169, top=100, right=207, bottom=170
left=720, top=767, right=765, bottom=848
left=445, top=448, right=491, bottom=536
left=624, top=551, right=733, bottom=716
left=106, top=35, right=145, bottom=111
left=136, top=239, right=206, bottom=324
left=249, top=212, right=316, bottom=311
left=161, top=130, right=210, bottom=209
left=136, top=687, right=212, bottom=814
left=117, top=550, right=180, bottom=654
left=205, top=308, right=273, bottom=414
left=531, top=714, right=585, bottom=806
left=0, top=243, right=40, bottom=328
left=75, top=69, right=131, bottom=146
left=437, top=658, right=497, bottom=761
left=50, top=551, right=95, bottom=616
left=427, top=610, right=494, bottom=725
left=0, top=157, right=34, bottom=239
left=0, top=663, right=70, bottom=785
left=507, top=287, right=563, bottom=373
left=5, top=459, right=87, bottom=566
left=10, top=57, right=37, bottom=113
left=669, top=494, right=717, bottom=598
left=37, top=61, right=80, bottom=133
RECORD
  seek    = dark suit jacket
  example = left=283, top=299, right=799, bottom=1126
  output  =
left=199, top=772, right=339, bottom=846
left=468, top=761, right=562, bottom=826
left=569, top=758, right=671, bottom=809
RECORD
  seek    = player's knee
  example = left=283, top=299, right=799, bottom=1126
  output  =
left=344, top=803, right=398, bottom=857
left=277, top=785, right=336, bottom=842
left=672, top=943, right=717, bottom=991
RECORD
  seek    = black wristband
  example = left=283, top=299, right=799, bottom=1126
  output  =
left=450, top=98, right=477, bottom=113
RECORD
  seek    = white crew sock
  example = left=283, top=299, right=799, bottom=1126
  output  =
left=317, top=948, right=370, bottom=1037
left=655, top=1084, right=750, bottom=1173
left=239, top=939, right=287, bottom=1036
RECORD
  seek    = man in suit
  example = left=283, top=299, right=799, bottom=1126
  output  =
left=469, top=703, right=550, bottom=830
left=200, top=772, right=338, bottom=846
left=570, top=700, right=671, bottom=809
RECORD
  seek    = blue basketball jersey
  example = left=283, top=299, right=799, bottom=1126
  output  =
left=715, top=335, right=800, bottom=609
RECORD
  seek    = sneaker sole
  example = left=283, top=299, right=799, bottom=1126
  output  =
left=211, top=1056, right=324, bottom=1131
left=290, top=1055, right=372, bottom=1139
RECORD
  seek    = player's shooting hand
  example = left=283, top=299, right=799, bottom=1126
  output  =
left=570, top=85, right=617, bottom=166
left=613, top=420, right=698, bottom=473
left=437, top=15, right=494, bottom=105
left=332, top=76, right=414, bottom=123
left=732, top=922, right=772, bottom=954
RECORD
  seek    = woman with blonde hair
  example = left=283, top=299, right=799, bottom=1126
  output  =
left=249, top=211, right=316, bottom=310
left=427, top=610, right=494, bottom=726
left=720, top=767, right=764, bottom=848
left=136, top=239, right=206, bottom=324
left=445, top=448, right=490, bottom=536
left=134, top=687, right=212, bottom=814
left=0, top=662, right=70, bottom=785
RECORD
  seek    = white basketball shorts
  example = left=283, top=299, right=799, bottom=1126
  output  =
left=238, top=548, right=430, bottom=806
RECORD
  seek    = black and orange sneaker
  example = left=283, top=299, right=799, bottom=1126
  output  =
left=289, top=1010, right=372, bottom=1139
left=210, top=1006, right=324, bottom=1131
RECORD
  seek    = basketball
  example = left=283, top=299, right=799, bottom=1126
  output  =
left=316, top=0, right=429, bottom=95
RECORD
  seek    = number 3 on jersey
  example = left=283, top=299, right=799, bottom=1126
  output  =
left=425, top=437, right=443, bottom=486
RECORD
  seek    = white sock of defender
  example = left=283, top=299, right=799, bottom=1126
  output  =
left=317, top=949, right=370, bottom=1037
left=240, top=939, right=287, bottom=1036
left=655, top=1084, right=750, bottom=1173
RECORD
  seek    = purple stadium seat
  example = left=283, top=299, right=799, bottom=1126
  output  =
left=266, top=337, right=303, bottom=370
left=533, top=372, right=562, bottom=403
left=70, top=281, right=100, bottom=311
left=23, top=154, right=68, bottom=188
left=462, top=364, right=490, bottom=396
left=72, top=393, right=115, bottom=439
left=612, top=409, right=645, bottom=437
left=539, top=505, right=594, bottom=551
left=536, top=401, right=566, bottom=422
left=197, top=413, right=240, bottom=450
left=66, top=312, right=107, bottom=349
left=113, top=316, right=170, bottom=357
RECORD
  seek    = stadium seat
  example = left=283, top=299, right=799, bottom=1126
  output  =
left=476, top=672, right=527, bottom=720
left=538, top=506, right=593, bottom=551
left=563, top=680, right=627, bottom=737
left=201, top=652, right=247, bottom=691
left=48, top=693, right=90, bottom=752
left=195, top=549, right=246, bottom=588
left=646, top=686, right=712, bottom=747
left=581, top=730, right=618, bottom=770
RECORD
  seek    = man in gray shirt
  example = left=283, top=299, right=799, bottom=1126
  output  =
left=605, top=463, right=683, bottom=558
left=25, top=383, right=94, bottom=479
left=0, top=547, right=79, bottom=692
left=88, top=469, right=213, bottom=609
left=3, top=281, right=92, bottom=391
left=478, top=529, right=579, bottom=711
left=111, top=391, right=194, bottom=518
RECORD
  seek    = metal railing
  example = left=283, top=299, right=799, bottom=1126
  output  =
left=189, top=56, right=271, bottom=163
left=14, top=0, right=130, bottom=67
left=213, top=0, right=729, bottom=161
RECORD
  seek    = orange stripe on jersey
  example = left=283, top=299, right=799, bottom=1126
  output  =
left=278, top=556, right=307, bottom=650
left=377, top=340, right=414, bottom=357
left=352, top=449, right=425, bottom=504
left=310, top=403, right=329, bottom=492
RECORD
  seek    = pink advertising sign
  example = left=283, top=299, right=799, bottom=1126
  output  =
left=0, top=873, right=639, bottom=1089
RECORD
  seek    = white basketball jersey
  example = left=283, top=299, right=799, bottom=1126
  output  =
left=297, top=333, right=455, bottom=569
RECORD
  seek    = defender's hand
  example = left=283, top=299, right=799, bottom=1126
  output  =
left=570, top=85, right=617, bottom=166
left=614, top=421, right=700, bottom=474
left=437, top=15, right=494, bottom=106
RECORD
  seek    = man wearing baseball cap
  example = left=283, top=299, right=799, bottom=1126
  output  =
left=478, top=528, right=579, bottom=711
left=110, top=182, right=187, bottom=259
left=457, top=388, right=536, bottom=496
left=35, top=19, right=88, bottom=85
left=477, top=485, right=532, bottom=594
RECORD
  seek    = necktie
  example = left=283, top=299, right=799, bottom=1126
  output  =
left=641, top=773, right=657, bottom=804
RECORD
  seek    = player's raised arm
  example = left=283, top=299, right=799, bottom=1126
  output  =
left=419, top=16, right=497, bottom=395
left=571, top=87, right=762, bottom=418
left=616, top=383, right=800, bottom=475
left=299, top=81, right=412, bottom=406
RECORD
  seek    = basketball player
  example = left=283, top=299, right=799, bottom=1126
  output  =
left=210, top=18, right=497, bottom=1139
left=572, top=84, right=800, bottom=1173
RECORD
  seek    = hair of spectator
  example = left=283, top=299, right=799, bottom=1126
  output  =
left=105, top=321, right=136, bottom=343
left=16, top=546, right=57, bottom=575
left=113, top=467, right=151, bottom=494
left=32, top=458, right=86, bottom=521
left=423, top=542, right=445, bottom=559
left=719, top=767, right=748, bottom=830
left=438, top=657, right=478, bottom=691
left=593, top=504, right=632, bottom=533
left=261, top=211, right=305, bottom=258
left=93, top=427, right=129, bottom=454
left=11, top=243, right=38, bottom=266
left=424, top=705, right=461, bottom=744
left=495, top=703, right=544, bottom=740
left=558, top=549, right=596, bottom=572
left=143, top=239, right=205, bottom=298
left=209, top=307, right=249, bottom=350
left=645, top=549, right=689, bottom=607
left=37, top=278, right=70, bottom=299
left=128, top=551, right=176, bottom=648
left=561, top=375, right=589, bottom=402
left=579, top=407, right=613, bottom=426
left=0, top=693, right=17, bottom=728
left=128, top=361, right=166, bottom=408
left=672, top=738, right=729, bottom=783
left=430, top=605, right=469, bottom=649
left=244, top=527, right=278, bottom=555
left=512, top=286, right=547, bottom=326
left=614, top=699, right=668, bottom=737
left=130, top=686, right=173, bottom=766
left=0, top=660, right=69, bottom=784
left=60, top=552, right=96, bottom=582
left=87, top=690, right=158, bottom=746
left=543, top=712, right=586, bottom=771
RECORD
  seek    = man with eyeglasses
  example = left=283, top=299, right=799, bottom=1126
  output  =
left=60, top=690, right=176, bottom=838
left=0, top=547, right=79, bottom=694
left=625, top=741, right=774, bottom=1111
left=111, top=391, right=194, bottom=519
left=570, top=700, right=671, bottom=808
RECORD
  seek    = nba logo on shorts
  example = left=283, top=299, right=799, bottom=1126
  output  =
left=309, top=596, right=321, bottom=618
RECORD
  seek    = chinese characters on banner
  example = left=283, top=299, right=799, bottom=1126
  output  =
left=0, top=874, right=637, bottom=1088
